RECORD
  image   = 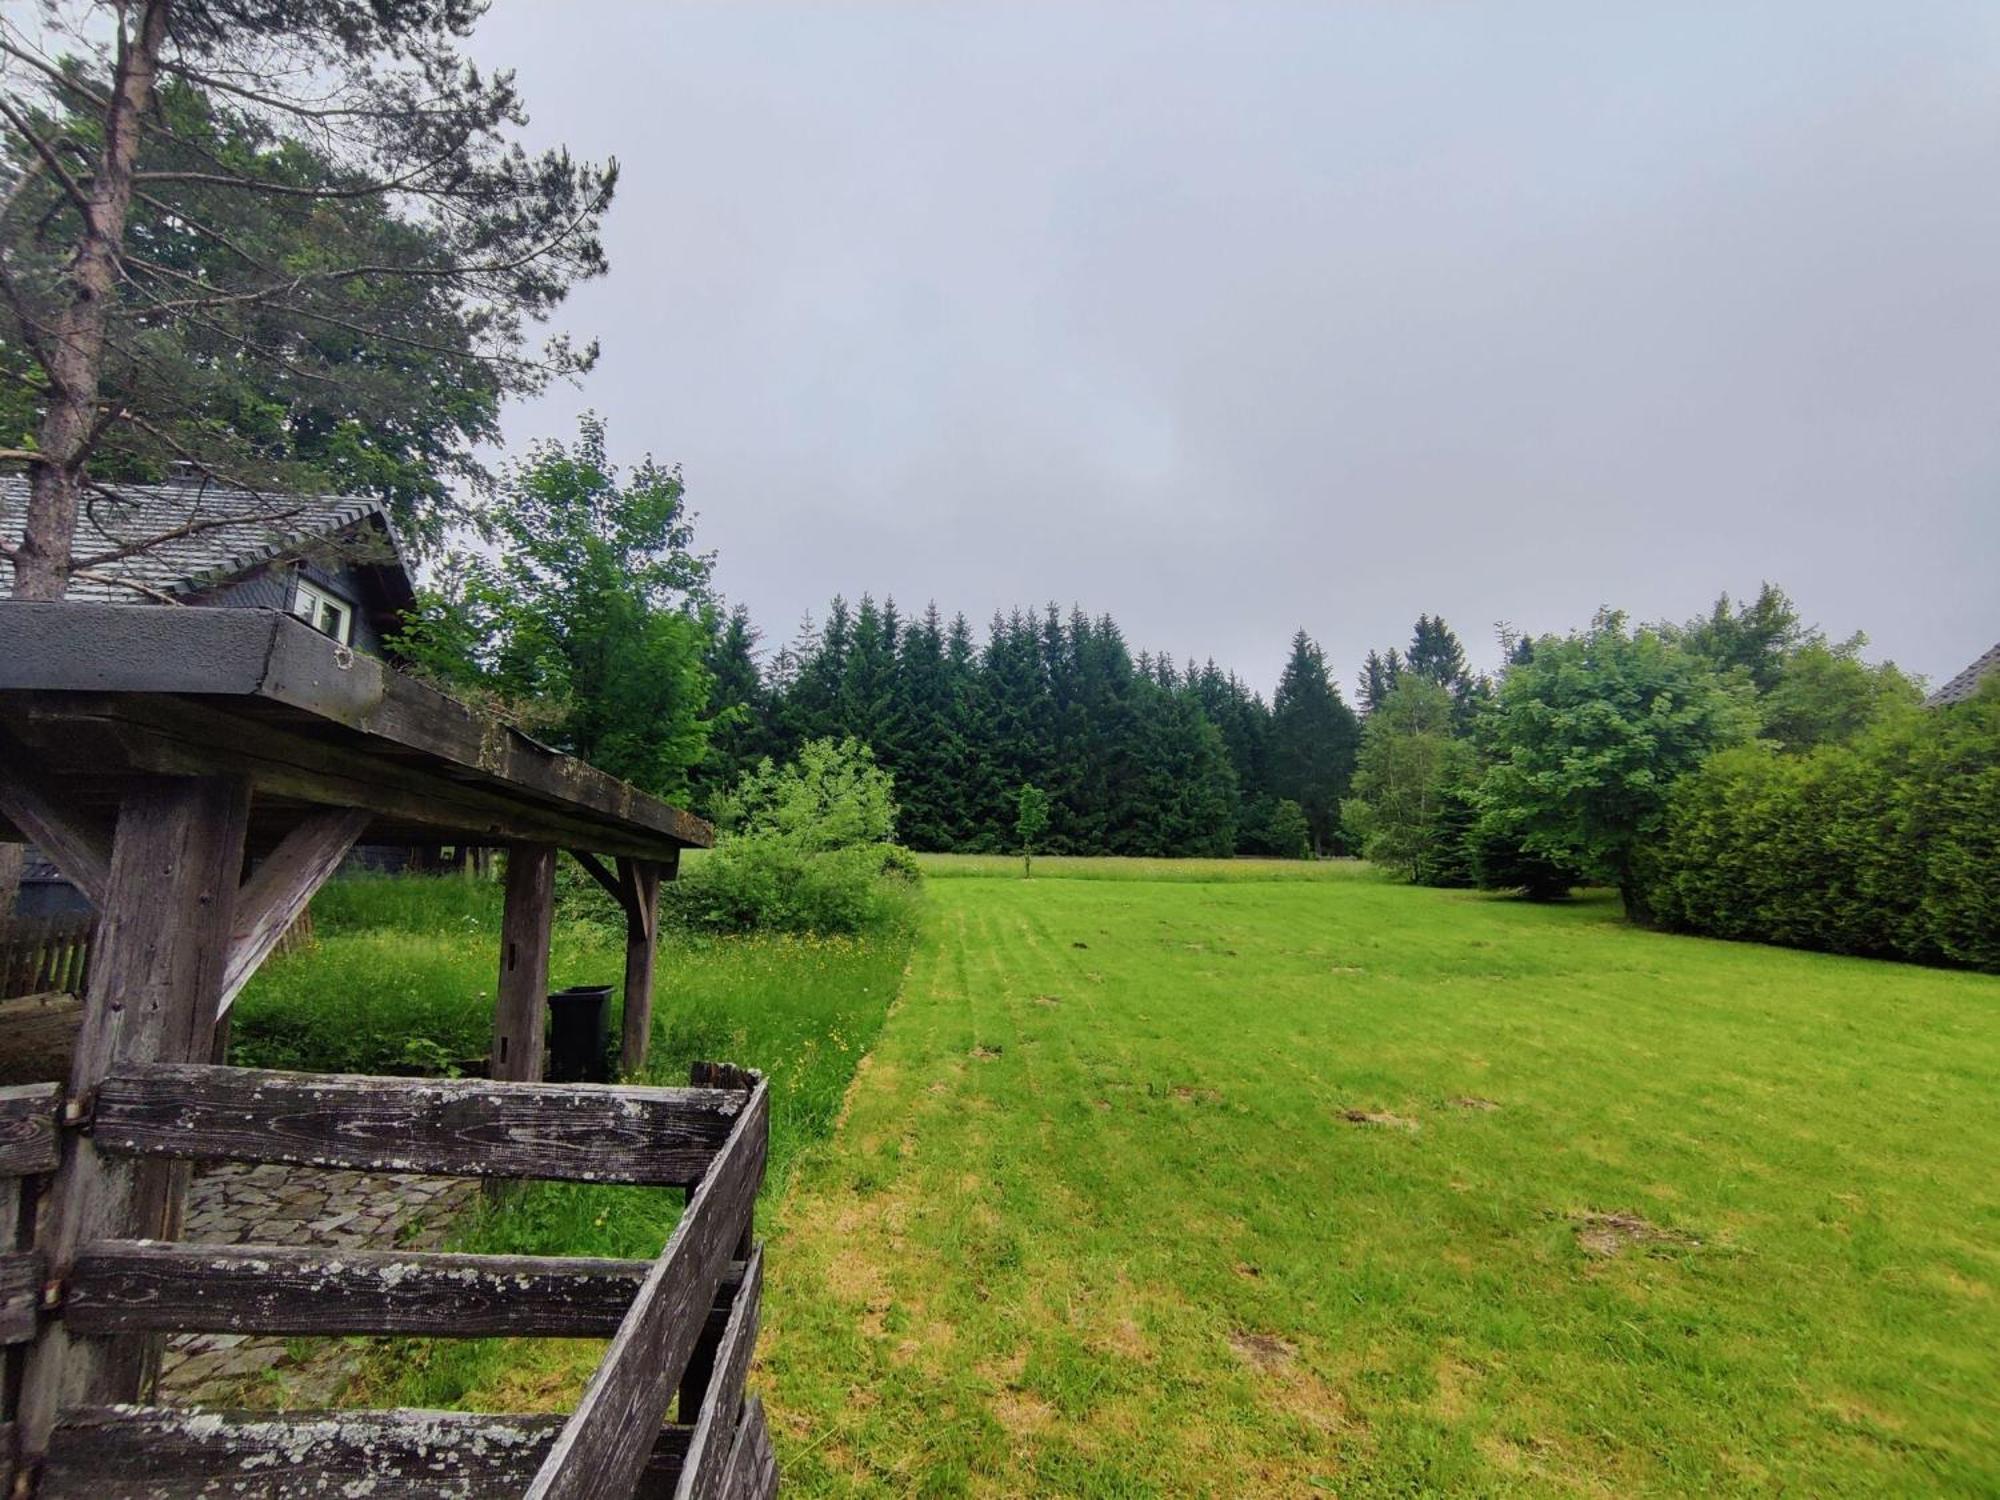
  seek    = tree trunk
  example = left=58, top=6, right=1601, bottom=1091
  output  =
left=11, top=0, right=173, bottom=601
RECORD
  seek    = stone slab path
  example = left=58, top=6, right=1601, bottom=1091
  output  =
left=156, top=1162, right=477, bottom=1406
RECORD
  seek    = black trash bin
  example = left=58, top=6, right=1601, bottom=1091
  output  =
left=547, top=984, right=614, bottom=1083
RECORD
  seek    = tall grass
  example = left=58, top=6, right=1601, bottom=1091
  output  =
left=916, top=852, right=1376, bottom=882
left=229, top=873, right=920, bottom=1412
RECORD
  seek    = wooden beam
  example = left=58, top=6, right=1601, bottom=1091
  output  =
left=5, top=690, right=694, bottom=864
left=218, top=807, right=370, bottom=1015
left=0, top=1249, right=44, bottom=1344
left=0, top=604, right=714, bottom=854
left=39, top=1407, right=697, bottom=1500
left=0, top=731, right=113, bottom=908
left=525, top=1079, right=769, bottom=1500
left=16, top=776, right=251, bottom=1457
left=673, top=1244, right=763, bottom=1500
left=619, top=856, right=665, bottom=1076
left=492, top=845, right=556, bottom=1085
left=91, top=1064, right=752, bottom=1186
left=718, top=1397, right=777, bottom=1500
left=569, top=849, right=635, bottom=923
left=68, top=1241, right=663, bottom=1339
left=0, top=1083, right=61, bottom=1176
left=67, top=1239, right=748, bottom=1342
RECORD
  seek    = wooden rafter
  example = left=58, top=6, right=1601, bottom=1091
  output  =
left=218, top=807, right=371, bottom=1016
left=0, top=731, right=114, bottom=908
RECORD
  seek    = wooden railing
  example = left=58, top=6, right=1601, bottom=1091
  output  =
left=18, top=1062, right=776, bottom=1499
left=0, top=915, right=93, bottom=1001
left=0, top=1082, right=62, bottom=1492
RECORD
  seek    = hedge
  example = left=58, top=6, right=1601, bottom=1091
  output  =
left=1640, top=683, right=2000, bottom=970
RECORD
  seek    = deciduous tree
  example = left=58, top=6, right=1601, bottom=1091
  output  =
left=1478, top=611, right=1756, bottom=916
left=393, top=415, right=714, bottom=797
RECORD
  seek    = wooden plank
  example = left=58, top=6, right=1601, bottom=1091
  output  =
left=620, top=856, right=666, bottom=1075
left=39, top=1407, right=696, bottom=1500
left=0, top=994, right=83, bottom=1088
left=0, top=1249, right=43, bottom=1344
left=526, top=1079, right=769, bottom=1500
left=16, top=776, right=251, bottom=1455
left=570, top=850, right=635, bottom=922
left=718, top=1397, right=777, bottom=1500
left=218, top=807, right=371, bottom=1015
left=0, top=1082, right=61, bottom=1175
left=67, top=1241, right=665, bottom=1338
left=0, top=731, right=113, bottom=908
left=674, top=1245, right=763, bottom=1500
left=0, top=604, right=714, bottom=854
left=64, top=691, right=705, bottom=862
left=92, top=1063, right=751, bottom=1185
left=492, top=844, right=556, bottom=1085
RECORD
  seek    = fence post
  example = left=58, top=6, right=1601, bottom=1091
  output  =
left=14, top=776, right=250, bottom=1462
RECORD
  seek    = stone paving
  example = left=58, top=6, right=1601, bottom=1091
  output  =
left=156, top=1162, right=478, bottom=1406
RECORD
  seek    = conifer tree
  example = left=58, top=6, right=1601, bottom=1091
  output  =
left=696, top=604, right=768, bottom=810
left=1269, top=630, right=1361, bottom=855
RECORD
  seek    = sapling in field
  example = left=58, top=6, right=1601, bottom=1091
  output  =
left=1016, top=783, right=1050, bottom=878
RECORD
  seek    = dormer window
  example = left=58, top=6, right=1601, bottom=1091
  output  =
left=292, top=576, right=354, bottom=644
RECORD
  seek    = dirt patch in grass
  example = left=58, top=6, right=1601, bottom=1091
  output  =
left=1171, top=1085, right=1223, bottom=1104
left=1571, top=1211, right=1699, bottom=1258
left=1229, top=1330, right=1298, bottom=1371
left=992, top=1388, right=1059, bottom=1434
left=1033, top=994, right=1062, bottom=1006
left=971, top=1044, right=1003, bottom=1061
left=1450, top=1096, right=1500, bottom=1111
left=1342, top=1108, right=1419, bottom=1131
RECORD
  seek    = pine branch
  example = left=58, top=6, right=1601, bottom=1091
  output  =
left=70, top=493, right=311, bottom=571
left=0, top=96, right=93, bottom=218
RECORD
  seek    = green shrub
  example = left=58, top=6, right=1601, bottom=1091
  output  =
left=671, top=841, right=918, bottom=935
left=668, top=737, right=920, bottom=936
left=1641, top=683, right=2000, bottom=969
left=1469, top=811, right=1579, bottom=900
left=1413, top=780, right=1478, bottom=888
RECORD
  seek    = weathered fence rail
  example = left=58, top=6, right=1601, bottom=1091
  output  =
left=0, top=1083, right=62, bottom=1492
left=14, top=1063, right=775, bottom=1499
left=0, top=914, right=93, bottom=1001
left=39, top=1407, right=702, bottom=1500
left=93, top=1063, right=745, bottom=1185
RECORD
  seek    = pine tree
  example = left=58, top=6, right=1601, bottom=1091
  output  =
left=696, top=604, right=767, bottom=810
left=1269, top=630, right=1361, bottom=855
left=891, top=603, right=969, bottom=849
left=1359, top=649, right=1404, bottom=715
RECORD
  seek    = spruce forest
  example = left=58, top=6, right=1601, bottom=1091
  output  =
left=695, top=597, right=1480, bottom=858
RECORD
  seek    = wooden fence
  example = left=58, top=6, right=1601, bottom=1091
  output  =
left=0, top=909, right=319, bottom=1006
left=0, top=915, right=93, bottom=1000
left=4, top=1060, right=776, bottom=1498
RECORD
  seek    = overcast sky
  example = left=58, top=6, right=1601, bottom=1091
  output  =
left=468, top=2, right=1998, bottom=696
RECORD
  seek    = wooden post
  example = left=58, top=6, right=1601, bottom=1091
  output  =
left=617, top=855, right=666, bottom=1077
left=490, top=845, right=556, bottom=1085
left=16, top=775, right=249, bottom=1461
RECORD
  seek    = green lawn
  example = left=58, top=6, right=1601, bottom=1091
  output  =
left=230, top=875, right=918, bottom=1410
left=761, top=867, right=2000, bottom=1496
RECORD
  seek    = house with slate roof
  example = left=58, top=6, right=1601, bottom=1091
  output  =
left=1, top=476, right=420, bottom=914
left=0, top=475, right=416, bottom=655
left=1926, top=643, right=2000, bottom=708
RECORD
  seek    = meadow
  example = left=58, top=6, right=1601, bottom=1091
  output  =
left=763, top=863, right=1998, bottom=1496
left=234, top=863, right=1999, bottom=1495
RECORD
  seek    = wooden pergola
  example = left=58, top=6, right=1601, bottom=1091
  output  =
left=0, top=603, right=777, bottom=1498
